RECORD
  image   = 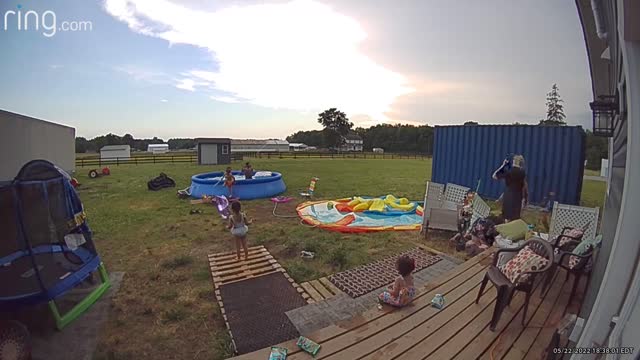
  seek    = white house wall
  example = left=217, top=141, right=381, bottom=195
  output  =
left=0, top=110, right=75, bottom=181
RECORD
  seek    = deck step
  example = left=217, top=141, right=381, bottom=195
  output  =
left=300, top=277, right=344, bottom=302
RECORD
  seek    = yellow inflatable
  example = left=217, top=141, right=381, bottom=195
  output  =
left=353, top=202, right=370, bottom=212
left=342, top=195, right=416, bottom=213
left=368, top=198, right=385, bottom=212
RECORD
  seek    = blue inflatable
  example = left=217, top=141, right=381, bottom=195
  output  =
left=190, top=171, right=286, bottom=200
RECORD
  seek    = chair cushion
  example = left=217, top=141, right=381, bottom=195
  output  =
left=496, top=219, right=529, bottom=241
left=558, top=228, right=584, bottom=246
left=567, top=234, right=602, bottom=269
left=499, top=246, right=549, bottom=283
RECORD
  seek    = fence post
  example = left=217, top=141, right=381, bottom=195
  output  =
left=135, top=157, right=138, bottom=165
left=172, top=156, right=174, bottom=163
left=117, top=157, right=119, bottom=166
left=99, top=158, right=101, bottom=167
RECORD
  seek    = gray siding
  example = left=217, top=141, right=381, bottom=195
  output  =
left=580, top=63, right=629, bottom=321
left=0, top=110, right=75, bottom=181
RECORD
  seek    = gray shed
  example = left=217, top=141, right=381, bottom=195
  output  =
left=196, top=138, right=231, bottom=165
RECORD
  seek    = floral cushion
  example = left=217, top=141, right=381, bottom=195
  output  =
left=499, top=246, right=549, bottom=283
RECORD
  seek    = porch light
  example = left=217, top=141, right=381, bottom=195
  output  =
left=590, top=95, right=618, bottom=137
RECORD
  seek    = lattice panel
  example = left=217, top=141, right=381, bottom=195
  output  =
left=549, top=202, right=599, bottom=242
left=471, top=195, right=491, bottom=225
left=444, top=183, right=470, bottom=204
left=422, top=182, right=445, bottom=231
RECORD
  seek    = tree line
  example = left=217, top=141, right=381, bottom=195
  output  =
left=286, top=123, right=435, bottom=154
left=75, top=134, right=196, bottom=153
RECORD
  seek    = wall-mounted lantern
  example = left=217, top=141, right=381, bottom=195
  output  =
left=590, top=95, right=618, bottom=137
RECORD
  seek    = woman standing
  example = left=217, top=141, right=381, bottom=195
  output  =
left=493, top=155, right=528, bottom=222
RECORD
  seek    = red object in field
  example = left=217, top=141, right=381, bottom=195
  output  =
left=70, top=178, right=80, bottom=188
left=101, top=167, right=110, bottom=175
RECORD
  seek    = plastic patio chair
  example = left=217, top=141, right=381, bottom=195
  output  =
left=300, top=177, right=319, bottom=199
left=475, top=239, right=554, bottom=331
left=541, top=235, right=603, bottom=311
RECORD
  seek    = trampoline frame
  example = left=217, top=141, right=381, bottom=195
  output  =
left=48, top=262, right=110, bottom=330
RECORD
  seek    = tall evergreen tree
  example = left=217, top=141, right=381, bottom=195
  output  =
left=540, top=84, right=566, bottom=125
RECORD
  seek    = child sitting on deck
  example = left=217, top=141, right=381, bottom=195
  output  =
left=378, top=255, right=417, bottom=307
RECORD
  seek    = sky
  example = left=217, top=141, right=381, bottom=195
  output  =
left=0, top=0, right=593, bottom=139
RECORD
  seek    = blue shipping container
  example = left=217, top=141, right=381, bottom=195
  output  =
left=432, top=125, right=586, bottom=205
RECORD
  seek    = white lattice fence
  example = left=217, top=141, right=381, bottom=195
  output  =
left=444, top=183, right=470, bottom=204
left=471, top=195, right=491, bottom=225
left=549, top=202, right=600, bottom=242
left=422, top=182, right=445, bottom=232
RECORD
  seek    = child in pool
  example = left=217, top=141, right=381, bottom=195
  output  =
left=378, top=255, right=417, bottom=307
left=227, top=201, right=253, bottom=261
left=243, top=162, right=254, bottom=179
left=224, top=167, right=235, bottom=197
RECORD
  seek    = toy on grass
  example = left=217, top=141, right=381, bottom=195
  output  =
left=271, top=196, right=294, bottom=203
left=88, top=167, right=111, bottom=179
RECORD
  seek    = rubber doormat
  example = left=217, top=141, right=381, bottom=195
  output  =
left=219, top=272, right=307, bottom=354
left=329, top=247, right=442, bottom=298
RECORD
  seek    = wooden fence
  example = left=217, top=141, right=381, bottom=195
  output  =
left=244, top=152, right=430, bottom=160
left=75, top=152, right=430, bottom=167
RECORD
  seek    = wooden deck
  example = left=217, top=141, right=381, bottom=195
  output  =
left=300, top=277, right=344, bottom=303
left=231, top=248, right=583, bottom=360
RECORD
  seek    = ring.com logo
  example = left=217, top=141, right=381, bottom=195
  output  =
left=3, top=4, right=93, bottom=38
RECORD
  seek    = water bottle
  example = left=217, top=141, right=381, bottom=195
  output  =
left=431, top=294, right=445, bottom=309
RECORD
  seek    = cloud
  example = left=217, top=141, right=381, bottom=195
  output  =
left=210, top=95, right=240, bottom=103
left=160, top=99, right=169, bottom=102
left=175, top=78, right=196, bottom=91
left=49, top=64, right=64, bottom=70
left=113, top=64, right=170, bottom=84
left=103, top=0, right=419, bottom=121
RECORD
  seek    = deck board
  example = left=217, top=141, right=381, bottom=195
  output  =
left=330, top=267, right=489, bottom=359
left=289, top=263, right=490, bottom=360
left=232, top=249, right=585, bottom=360
left=311, top=279, right=334, bottom=299
left=232, top=250, right=494, bottom=360
left=501, top=272, right=567, bottom=360
left=523, top=274, right=581, bottom=360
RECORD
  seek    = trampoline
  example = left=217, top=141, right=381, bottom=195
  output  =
left=0, top=160, right=110, bottom=329
left=190, top=170, right=286, bottom=200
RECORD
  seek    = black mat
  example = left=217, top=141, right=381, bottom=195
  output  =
left=219, top=272, right=307, bottom=354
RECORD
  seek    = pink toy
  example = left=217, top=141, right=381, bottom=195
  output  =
left=271, top=196, right=294, bottom=203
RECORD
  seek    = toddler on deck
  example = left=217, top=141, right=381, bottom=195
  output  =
left=378, top=255, right=417, bottom=307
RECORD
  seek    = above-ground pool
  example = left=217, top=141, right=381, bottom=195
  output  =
left=190, top=171, right=286, bottom=200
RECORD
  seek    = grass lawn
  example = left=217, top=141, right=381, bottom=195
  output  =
left=81, top=158, right=604, bottom=359
left=584, top=168, right=602, bottom=177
